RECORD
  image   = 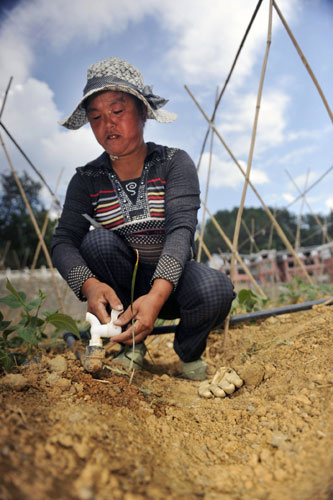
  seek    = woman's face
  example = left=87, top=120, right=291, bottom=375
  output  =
left=86, top=91, right=146, bottom=159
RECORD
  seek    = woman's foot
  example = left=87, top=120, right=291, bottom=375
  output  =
left=112, top=343, right=146, bottom=370
left=180, top=358, right=207, bottom=381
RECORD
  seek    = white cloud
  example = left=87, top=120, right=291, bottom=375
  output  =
left=0, top=0, right=300, bottom=90
left=198, top=152, right=269, bottom=190
left=325, top=197, right=333, bottom=210
left=159, top=0, right=300, bottom=85
left=218, top=90, right=290, bottom=158
left=282, top=192, right=296, bottom=203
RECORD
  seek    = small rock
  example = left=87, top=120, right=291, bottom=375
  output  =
left=46, top=373, right=60, bottom=386
left=265, top=316, right=279, bottom=325
left=160, top=374, right=169, bottom=381
left=48, top=355, right=67, bottom=374
left=58, top=434, right=74, bottom=447
left=237, top=361, right=265, bottom=387
left=57, top=378, right=71, bottom=390
left=293, top=394, right=311, bottom=406
left=270, top=432, right=289, bottom=448
left=0, top=374, right=28, bottom=391
left=264, top=363, right=276, bottom=380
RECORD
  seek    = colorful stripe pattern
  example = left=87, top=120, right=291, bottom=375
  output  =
left=90, top=178, right=167, bottom=263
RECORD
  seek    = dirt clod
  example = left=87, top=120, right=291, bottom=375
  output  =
left=0, top=373, right=28, bottom=391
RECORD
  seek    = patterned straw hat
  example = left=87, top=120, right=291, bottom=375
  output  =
left=60, top=57, right=177, bottom=129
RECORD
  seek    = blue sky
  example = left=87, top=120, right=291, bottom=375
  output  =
left=0, top=0, right=332, bottom=222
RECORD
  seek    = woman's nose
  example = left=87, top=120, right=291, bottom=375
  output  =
left=104, top=111, right=116, bottom=127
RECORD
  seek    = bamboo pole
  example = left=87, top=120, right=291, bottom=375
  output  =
left=0, top=121, right=61, bottom=208
left=0, top=241, right=11, bottom=269
left=201, top=200, right=267, bottom=298
left=286, top=165, right=333, bottom=210
left=242, top=219, right=260, bottom=254
left=197, top=88, right=218, bottom=262
left=285, top=168, right=331, bottom=244
left=195, top=231, right=218, bottom=269
left=184, top=85, right=313, bottom=284
left=273, top=0, right=333, bottom=124
left=225, top=0, right=273, bottom=343
left=268, top=206, right=277, bottom=249
left=295, top=169, right=309, bottom=251
left=197, top=0, right=264, bottom=173
left=30, top=168, right=64, bottom=273
left=301, top=222, right=333, bottom=245
left=0, top=133, right=64, bottom=311
left=0, top=76, right=13, bottom=119
left=230, top=0, right=272, bottom=279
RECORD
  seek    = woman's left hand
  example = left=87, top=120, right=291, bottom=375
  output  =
left=111, top=278, right=173, bottom=344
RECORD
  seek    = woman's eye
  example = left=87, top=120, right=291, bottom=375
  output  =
left=114, top=110, right=123, bottom=115
left=91, top=115, right=101, bottom=121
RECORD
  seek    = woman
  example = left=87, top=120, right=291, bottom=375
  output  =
left=52, top=57, right=235, bottom=380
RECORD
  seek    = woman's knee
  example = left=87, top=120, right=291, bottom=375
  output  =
left=180, top=262, right=235, bottom=311
left=80, top=228, right=128, bottom=260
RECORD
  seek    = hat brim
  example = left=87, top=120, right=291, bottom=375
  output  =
left=59, top=85, right=177, bottom=130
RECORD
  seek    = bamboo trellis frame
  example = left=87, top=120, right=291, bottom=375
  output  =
left=230, top=0, right=273, bottom=284
left=185, top=85, right=313, bottom=284
left=0, top=132, right=64, bottom=312
left=285, top=169, right=331, bottom=245
left=201, top=200, right=267, bottom=298
left=295, top=169, right=310, bottom=251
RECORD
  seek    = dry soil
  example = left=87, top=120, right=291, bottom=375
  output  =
left=0, top=276, right=332, bottom=500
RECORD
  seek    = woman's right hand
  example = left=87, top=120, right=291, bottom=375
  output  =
left=81, top=277, right=123, bottom=324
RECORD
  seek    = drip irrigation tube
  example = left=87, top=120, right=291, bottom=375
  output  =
left=153, top=297, right=333, bottom=333
left=63, top=297, right=333, bottom=355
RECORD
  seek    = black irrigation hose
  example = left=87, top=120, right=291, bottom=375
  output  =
left=63, top=297, right=333, bottom=355
left=153, top=297, right=333, bottom=333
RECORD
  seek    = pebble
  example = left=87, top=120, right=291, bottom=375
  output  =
left=293, top=394, right=311, bottom=406
left=0, top=374, right=28, bottom=391
left=238, top=361, right=265, bottom=387
left=48, top=355, right=68, bottom=374
left=270, top=432, right=289, bottom=449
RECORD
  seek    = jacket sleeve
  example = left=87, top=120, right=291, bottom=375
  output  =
left=152, top=148, right=200, bottom=288
left=51, top=172, right=96, bottom=299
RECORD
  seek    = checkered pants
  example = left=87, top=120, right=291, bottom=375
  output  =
left=80, top=229, right=235, bottom=362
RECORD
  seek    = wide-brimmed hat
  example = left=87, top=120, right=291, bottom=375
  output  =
left=60, top=57, right=177, bottom=129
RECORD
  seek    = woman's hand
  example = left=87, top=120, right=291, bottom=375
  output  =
left=112, top=278, right=173, bottom=344
left=81, top=277, right=123, bottom=324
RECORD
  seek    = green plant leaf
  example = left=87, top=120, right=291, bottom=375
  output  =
left=18, top=326, right=39, bottom=347
left=0, top=319, right=12, bottom=331
left=42, top=309, right=59, bottom=318
left=45, top=313, right=79, bottom=335
left=0, top=349, right=15, bottom=372
left=5, top=279, right=27, bottom=307
left=26, top=297, right=44, bottom=311
left=0, top=291, right=27, bottom=309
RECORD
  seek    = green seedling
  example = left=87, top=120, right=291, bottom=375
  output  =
left=278, top=276, right=333, bottom=305
left=231, top=288, right=270, bottom=314
left=0, top=279, right=79, bottom=372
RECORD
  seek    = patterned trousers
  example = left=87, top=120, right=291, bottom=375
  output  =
left=80, top=229, right=235, bottom=362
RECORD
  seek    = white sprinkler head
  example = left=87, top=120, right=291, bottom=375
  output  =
left=86, top=311, right=122, bottom=347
